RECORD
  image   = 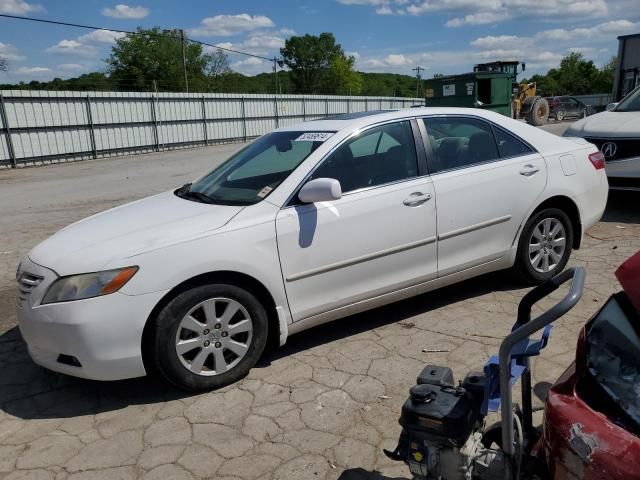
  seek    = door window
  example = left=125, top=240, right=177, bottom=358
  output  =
left=310, top=121, right=419, bottom=193
left=422, top=117, right=499, bottom=173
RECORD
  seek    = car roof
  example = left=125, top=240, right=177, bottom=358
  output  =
left=276, top=106, right=579, bottom=155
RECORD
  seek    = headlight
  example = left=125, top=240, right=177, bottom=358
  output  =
left=42, top=266, right=138, bottom=304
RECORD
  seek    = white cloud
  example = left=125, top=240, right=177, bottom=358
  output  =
left=0, top=0, right=43, bottom=14
left=279, top=28, right=296, bottom=36
left=341, top=0, right=613, bottom=24
left=46, top=29, right=125, bottom=57
left=445, top=11, right=511, bottom=26
left=16, top=66, right=51, bottom=75
left=79, top=29, right=126, bottom=44
left=231, top=56, right=270, bottom=75
left=0, top=42, right=25, bottom=61
left=191, top=14, right=275, bottom=37
left=57, top=63, right=85, bottom=71
left=102, top=4, right=149, bottom=19
left=385, top=53, right=412, bottom=65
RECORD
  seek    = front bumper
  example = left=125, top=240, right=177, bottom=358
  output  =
left=605, top=156, right=640, bottom=191
left=16, top=257, right=168, bottom=381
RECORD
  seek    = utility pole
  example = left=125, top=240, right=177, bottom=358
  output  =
left=180, top=29, right=189, bottom=93
left=273, top=57, right=278, bottom=96
left=412, top=65, right=424, bottom=98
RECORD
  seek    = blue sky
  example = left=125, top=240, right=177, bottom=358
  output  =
left=0, top=0, right=639, bottom=83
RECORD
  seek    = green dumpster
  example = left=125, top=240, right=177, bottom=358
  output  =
left=424, top=72, right=513, bottom=117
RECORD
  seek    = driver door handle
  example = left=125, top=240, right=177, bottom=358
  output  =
left=403, top=192, right=432, bottom=207
left=519, top=164, right=539, bottom=176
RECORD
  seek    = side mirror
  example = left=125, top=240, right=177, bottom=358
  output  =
left=298, top=178, right=342, bottom=204
left=606, top=102, right=618, bottom=111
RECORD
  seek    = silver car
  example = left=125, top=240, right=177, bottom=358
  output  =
left=564, top=85, right=640, bottom=191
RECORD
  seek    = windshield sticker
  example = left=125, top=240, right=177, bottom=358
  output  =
left=257, top=186, right=273, bottom=198
left=295, top=132, right=334, bottom=142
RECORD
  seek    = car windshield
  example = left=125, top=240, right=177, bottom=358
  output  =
left=615, top=86, right=640, bottom=112
left=179, top=131, right=332, bottom=206
left=585, top=292, right=640, bottom=427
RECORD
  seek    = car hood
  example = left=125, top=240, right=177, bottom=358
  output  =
left=29, top=191, right=243, bottom=275
left=566, top=111, right=640, bottom=138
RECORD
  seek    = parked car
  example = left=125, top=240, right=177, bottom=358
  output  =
left=16, top=108, right=608, bottom=391
left=564, top=85, right=640, bottom=191
left=546, top=96, right=592, bottom=121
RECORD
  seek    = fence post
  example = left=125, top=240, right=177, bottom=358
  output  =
left=302, top=96, right=306, bottom=122
left=347, top=96, right=350, bottom=113
left=325, top=97, right=329, bottom=117
left=241, top=96, right=247, bottom=142
left=365, top=98, right=368, bottom=112
left=0, top=94, right=16, bottom=168
left=150, top=95, right=160, bottom=152
left=201, top=96, right=208, bottom=146
left=85, top=95, right=97, bottom=159
left=274, top=95, right=279, bottom=128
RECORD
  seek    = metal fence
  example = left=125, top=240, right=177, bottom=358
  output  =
left=574, top=93, right=612, bottom=111
left=0, top=91, right=424, bottom=167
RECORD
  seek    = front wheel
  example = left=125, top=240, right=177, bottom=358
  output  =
left=149, top=283, right=269, bottom=391
left=555, top=109, right=566, bottom=121
left=514, top=208, right=573, bottom=284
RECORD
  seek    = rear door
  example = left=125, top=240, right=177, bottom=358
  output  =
left=420, top=115, right=547, bottom=276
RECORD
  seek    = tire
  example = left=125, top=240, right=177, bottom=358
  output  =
left=148, top=283, right=269, bottom=392
left=555, top=109, right=565, bottom=121
left=525, top=97, right=549, bottom=126
left=514, top=208, right=573, bottom=284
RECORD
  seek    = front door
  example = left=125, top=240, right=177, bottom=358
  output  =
left=276, top=120, right=438, bottom=322
left=421, top=116, right=547, bottom=276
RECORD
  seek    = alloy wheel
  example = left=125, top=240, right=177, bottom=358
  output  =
left=174, top=297, right=253, bottom=376
left=528, top=217, right=567, bottom=273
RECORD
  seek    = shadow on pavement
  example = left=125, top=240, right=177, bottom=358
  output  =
left=0, top=327, right=190, bottom=420
left=1, top=270, right=516, bottom=421
left=338, top=468, right=407, bottom=480
left=262, top=270, right=518, bottom=365
left=601, top=191, right=640, bottom=224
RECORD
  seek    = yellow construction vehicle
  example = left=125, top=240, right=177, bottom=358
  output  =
left=474, top=61, right=549, bottom=126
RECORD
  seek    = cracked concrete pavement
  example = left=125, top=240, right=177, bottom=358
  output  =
left=1, top=125, right=639, bottom=479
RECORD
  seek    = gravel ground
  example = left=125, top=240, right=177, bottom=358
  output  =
left=0, top=121, right=638, bottom=480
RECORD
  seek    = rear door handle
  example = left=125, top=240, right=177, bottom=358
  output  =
left=519, top=164, right=539, bottom=176
left=403, top=192, right=432, bottom=206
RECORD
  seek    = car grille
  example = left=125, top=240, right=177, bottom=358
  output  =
left=584, top=137, right=640, bottom=162
left=16, top=272, right=44, bottom=303
left=608, top=176, right=640, bottom=191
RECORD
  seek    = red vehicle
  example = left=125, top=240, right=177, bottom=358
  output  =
left=541, top=252, right=640, bottom=479
left=385, top=252, right=640, bottom=480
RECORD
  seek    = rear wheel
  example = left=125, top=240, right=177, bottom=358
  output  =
left=514, top=208, right=573, bottom=284
left=149, top=283, right=268, bottom=391
left=526, top=97, right=549, bottom=126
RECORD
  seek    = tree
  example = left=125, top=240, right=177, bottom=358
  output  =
left=523, top=52, right=615, bottom=96
left=204, top=48, right=232, bottom=91
left=0, top=57, right=7, bottom=72
left=323, top=55, right=362, bottom=95
left=107, top=27, right=217, bottom=92
left=279, top=33, right=360, bottom=94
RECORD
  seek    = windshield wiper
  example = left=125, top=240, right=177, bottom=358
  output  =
left=176, top=183, right=217, bottom=204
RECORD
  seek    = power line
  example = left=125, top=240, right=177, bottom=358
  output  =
left=0, top=13, right=275, bottom=62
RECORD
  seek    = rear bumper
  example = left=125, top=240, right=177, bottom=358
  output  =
left=16, top=257, right=168, bottom=381
left=606, top=156, right=640, bottom=191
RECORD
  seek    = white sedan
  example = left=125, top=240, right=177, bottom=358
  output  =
left=16, top=108, right=608, bottom=391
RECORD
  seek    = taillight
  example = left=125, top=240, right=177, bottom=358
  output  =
left=588, top=151, right=605, bottom=170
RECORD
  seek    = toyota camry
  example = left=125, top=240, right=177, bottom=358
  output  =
left=16, top=108, right=608, bottom=391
